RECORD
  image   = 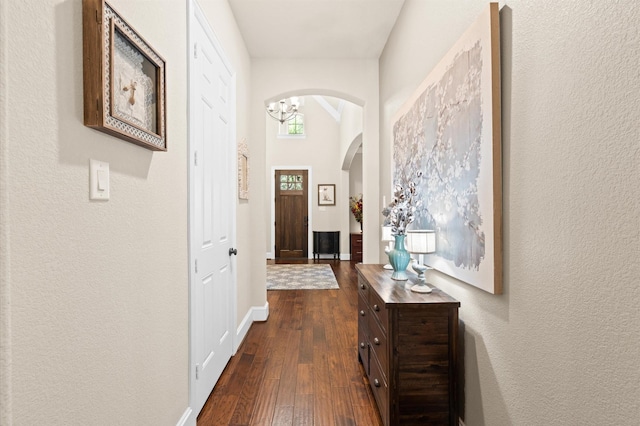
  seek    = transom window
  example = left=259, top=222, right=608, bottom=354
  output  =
left=278, top=113, right=305, bottom=137
left=287, top=114, right=304, bottom=135
left=279, top=174, right=304, bottom=191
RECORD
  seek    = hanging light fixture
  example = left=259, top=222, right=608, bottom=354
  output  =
left=266, top=97, right=300, bottom=123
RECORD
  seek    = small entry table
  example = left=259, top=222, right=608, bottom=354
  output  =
left=312, top=231, right=340, bottom=260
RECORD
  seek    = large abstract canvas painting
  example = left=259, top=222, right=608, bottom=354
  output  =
left=392, top=3, right=502, bottom=294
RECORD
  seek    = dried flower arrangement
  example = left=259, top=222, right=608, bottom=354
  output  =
left=349, top=193, right=363, bottom=224
left=382, top=172, right=422, bottom=235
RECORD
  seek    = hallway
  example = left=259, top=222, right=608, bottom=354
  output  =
left=196, top=260, right=382, bottom=425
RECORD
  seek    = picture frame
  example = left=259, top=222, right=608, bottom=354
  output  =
left=318, top=184, right=336, bottom=206
left=238, top=138, right=249, bottom=200
left=82, top=0, right=167, bottom=151
left=392, top=3, right=502, bottom=294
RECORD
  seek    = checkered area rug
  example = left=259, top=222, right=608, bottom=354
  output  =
left=266, top=264, right=340, bottom=290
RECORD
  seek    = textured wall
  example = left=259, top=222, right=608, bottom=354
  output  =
left=2, top=0, right=189, bottom=423
left=380, top=1, right=640, bottom=424
left=0, top=0, right=10, bottom=423
left=0, top=0, right=254, bottom=424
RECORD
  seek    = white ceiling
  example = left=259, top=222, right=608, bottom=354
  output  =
left=227, top=0, right=406, bottom=59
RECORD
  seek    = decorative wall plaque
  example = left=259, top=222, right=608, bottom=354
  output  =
left=83, top=0, right=167, bottom=151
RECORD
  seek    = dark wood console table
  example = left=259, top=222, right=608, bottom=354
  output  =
left=356, top=264, right=460, bottom=425
left=312, top=231, right=340, bottom=260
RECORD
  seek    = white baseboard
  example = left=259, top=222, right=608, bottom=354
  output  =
left=235, top=302, right=270, bottom=352
left=176, top=407, right=195, bottom=426
left=340, top=253, right=351, bottom=261
left=253, top=301, right=269, bottom=321
left=266, top=252, right=272, bottom=259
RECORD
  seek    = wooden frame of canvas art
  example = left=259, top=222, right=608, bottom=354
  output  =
left=392, top=3, right=502, bottom=294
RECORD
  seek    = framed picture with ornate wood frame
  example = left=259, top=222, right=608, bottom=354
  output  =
left=318, top=184, right=335, bottom=206
left=82, top=0, right=167, bottom=151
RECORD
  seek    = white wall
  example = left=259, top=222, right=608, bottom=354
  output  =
left=348, top=153, right=363, bottom=234
left=265, top=97, right=343, bottom=256
left=380, top=1, right=640, bottom=424
left=0, top=0, right=254, bottom=424
left=251, top=59, right=380, bottom=264
left=339, top=101, right=363, bottom=166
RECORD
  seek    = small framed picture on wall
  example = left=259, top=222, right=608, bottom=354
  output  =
left=318, top=184, right=335, bottom=206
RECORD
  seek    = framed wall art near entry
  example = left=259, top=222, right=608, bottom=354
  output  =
left=392, top=3, right=502, bottom=294
left=82, top=0, right=167, bottom=151
left=318, top=184, right=336, bottom=206
left=238, top=138, right=249, bottom=200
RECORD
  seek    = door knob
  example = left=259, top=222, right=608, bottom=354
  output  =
left=229, top=248, right=238, bottom=256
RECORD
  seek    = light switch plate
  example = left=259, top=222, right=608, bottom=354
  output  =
left=90, top=159, right=109, bottom=200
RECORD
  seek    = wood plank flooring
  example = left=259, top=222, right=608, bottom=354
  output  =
left=197, top=260, right=383, bottom=426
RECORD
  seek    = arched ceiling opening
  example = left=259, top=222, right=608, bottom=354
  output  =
left=264, top=90, right=364, bottom=170
left=342, top=133, right=362, bottom=171
left=265, top=89, right=364, bottom=108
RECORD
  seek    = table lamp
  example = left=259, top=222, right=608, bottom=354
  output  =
left=406, top=230, right=436, bottom=293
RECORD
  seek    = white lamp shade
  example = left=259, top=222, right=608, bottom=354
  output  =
left=381, top=225, right=394, bottom=242
left=406, top=230, right=436, bottom=254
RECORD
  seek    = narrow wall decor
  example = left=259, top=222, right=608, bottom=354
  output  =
left=238, top=138, right=249, bottom=200
left=82, top=0, right=167, bottom=151
left=392, top=3, right=502, bottom=294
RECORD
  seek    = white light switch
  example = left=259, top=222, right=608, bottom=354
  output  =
left=90, top=159, right=110, bottom=200
left=97, top=170, right=107, bottom=190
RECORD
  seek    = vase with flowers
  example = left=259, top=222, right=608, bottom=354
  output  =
left=349, top=193, right=363, bottom=231
left=382, top=174, right=421, bottom=280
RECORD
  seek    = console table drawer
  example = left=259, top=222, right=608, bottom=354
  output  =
left=369, top=352, right=389, bottom=425
left=368, top=290, right=388, bottom=333
left=358, top=276, right=369, bottom=298
left=358, top=293, right=369, bottom=372
left=368, top=314, right=388, bottom=377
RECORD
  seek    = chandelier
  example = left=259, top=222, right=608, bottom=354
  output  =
left=266, top=97, right=300, bottom=123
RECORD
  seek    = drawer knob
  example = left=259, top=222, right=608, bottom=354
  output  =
left=373, top=304, right=380, bottom=311
left=374, top=337, right=380, bottom=345
left=360, top=342, right=365, bottom=349
left=359, top=310, right=365, bottom=316
left=360, top=284, right=366, bottom=290
left=374, top=379, right=381, bottom=388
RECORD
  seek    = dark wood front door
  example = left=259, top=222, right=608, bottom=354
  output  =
left=275, top=170, right=308, bottom=258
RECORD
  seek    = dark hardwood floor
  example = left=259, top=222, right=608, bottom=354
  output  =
left=197, top=259, right=383, bottom=426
